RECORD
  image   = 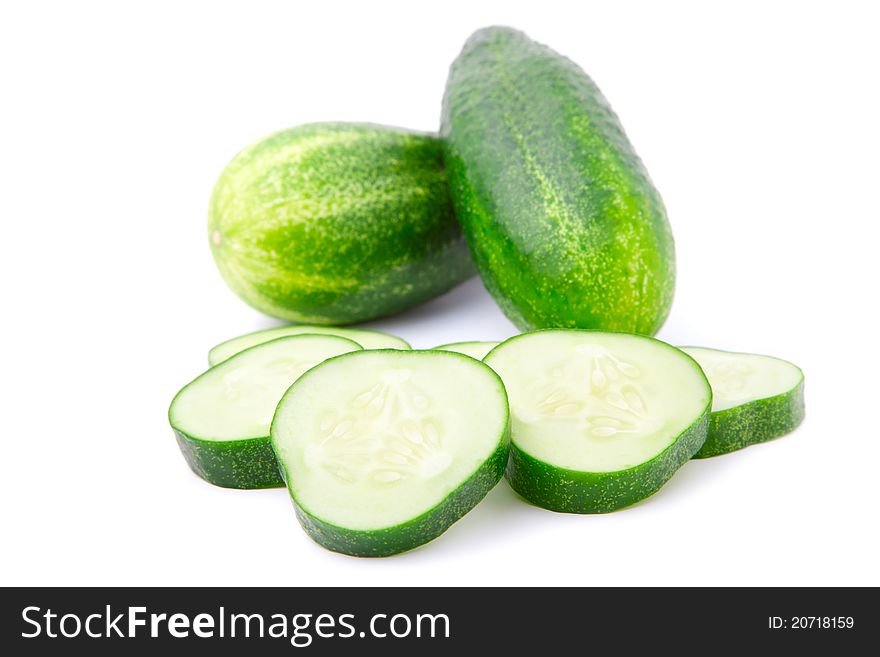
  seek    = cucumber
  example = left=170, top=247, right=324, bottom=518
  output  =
left=271, top=349, right=509, bottom=556
left=208, top=325, right=409, bottom=366
left=441, top=27, right=675, bottom=335
left=484, top=330, right=710, bottom=513
left=680, top=347, right=805, bottom=458
left=170, top=334, right=361, bottom=489
left=433, top=341, right=499, bottom=361
left=209, top=122, right=474, bottom=325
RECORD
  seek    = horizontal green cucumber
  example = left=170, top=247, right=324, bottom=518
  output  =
left=680, top=347, right=805, bottom=458
left=209, top=122, right=474, bottom=325
left=271, top=349, right=510, bottom=556
left=208, top=325, right=410, bottom=366
left=433, top=341, right=499, bottom=360
left=170, top=334, right=361, bottom=488
left=484, top=330, right=710, bottom=513
left=441, top=27, right=674, bottom=334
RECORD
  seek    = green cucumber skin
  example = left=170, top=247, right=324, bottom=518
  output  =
left=507, top=410, right=709, bottom=514
left=209, top=122, right=474, bottom=325
left=441, top=27, right=674, bottom=334
left=694, top=381, right=805, bottom=458
left=173, top=430, right=283, bottom=489
left=287, top=436, right=508, bottom=557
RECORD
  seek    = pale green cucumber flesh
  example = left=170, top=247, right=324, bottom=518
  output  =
left=680, top=347, right=805, bottom=458
left=208, top=325, right=410, bottom=366
left=271, top=349, right=510, bottom=556
left=484, top=330, right=711, bottom=513
left=209, top=122, right=474, bottom=325
left=441, top=27, right=674, bottom=334
left=433, top=341, right=499, bottom=360
left=170, top=334, right=362, bottom=488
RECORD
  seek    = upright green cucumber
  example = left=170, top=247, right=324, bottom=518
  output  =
left=441, top=27, right=674, bottom=334
left=209, top=123, right=473, bottom=325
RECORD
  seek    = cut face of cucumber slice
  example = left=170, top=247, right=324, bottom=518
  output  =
left=484, top=330, right=711, bottom=513
left=680, top=347, right=805, bottom=458
left=207, top=325, right=410, bottom=366
left=271, top=350, right=509, bottom=556
left=170, top=334, right=361, bottom=489
left=433, top=341, right=499, bottom=360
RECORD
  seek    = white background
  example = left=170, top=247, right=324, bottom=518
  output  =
left=1, top=0, right=878, bottom=586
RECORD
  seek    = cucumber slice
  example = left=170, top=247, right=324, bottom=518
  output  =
left=208, top=325, right=409, bottom=366
left=271, top=350, right=510, bottom=556
left=433, top=341, right=499, bottom=360
left=484, top=330, right=711, bottom=513
left=170, top=334, right=362, bottom=489
left=680, top=347, right=805, bottom=458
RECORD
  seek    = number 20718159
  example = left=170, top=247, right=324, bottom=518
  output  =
left=769, top=617, right=854, bottom=630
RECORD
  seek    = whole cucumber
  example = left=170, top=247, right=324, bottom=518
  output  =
left=209, top=123, right=473, bottom=324
left=441, top=27, right=675, bottom=334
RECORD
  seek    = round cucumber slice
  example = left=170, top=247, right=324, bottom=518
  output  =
left=433, top=341, right=499, bottom=360
left=680, top=347, right=805, bottom=458
left=271, top=350, right=509, bottom=557
left=484, top=330, right=711, bottom=513
left=208, top=325, right=410, bottom=366
left=170, top=334, right=362, bottom=489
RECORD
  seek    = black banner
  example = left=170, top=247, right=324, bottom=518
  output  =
left=1, top=587, right=873, bottom=654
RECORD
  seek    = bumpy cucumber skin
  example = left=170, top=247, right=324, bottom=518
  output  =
left=441, top=27, right=674, bottom=335
left=173, top=430, right=283, bottom=489
left=694, top=380, right=805, bottom=458
left=507, top=410, right=709, bottom=514
left=209, top=123, right=473, bottom=325
left=288, top=437, right=509, bottom=557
